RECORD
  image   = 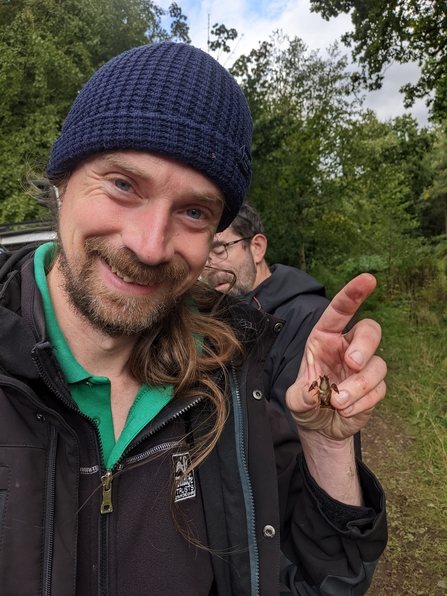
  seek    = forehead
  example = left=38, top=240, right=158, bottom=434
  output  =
left=213, top=226, right=239, bottom=244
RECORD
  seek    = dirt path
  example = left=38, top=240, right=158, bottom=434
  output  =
left=362, top=410, right=447, bottom=596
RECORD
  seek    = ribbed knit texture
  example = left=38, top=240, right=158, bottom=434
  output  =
left=47, top=42, right=252, bottom=230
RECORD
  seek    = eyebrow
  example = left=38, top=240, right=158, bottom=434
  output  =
left=99, top=154, right=225, bottom=207
left=100, top=153, right=155, bottom=180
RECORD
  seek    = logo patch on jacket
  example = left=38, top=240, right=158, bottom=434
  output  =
left=173, top=452, right=196, bottom=502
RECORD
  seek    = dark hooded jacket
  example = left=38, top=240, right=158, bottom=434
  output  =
left=0, top=248, right=386, bottom=595
left=240, top=264, right=329, bottom=430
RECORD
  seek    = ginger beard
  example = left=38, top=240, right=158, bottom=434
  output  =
left=56, top=237, right=190, bottom=336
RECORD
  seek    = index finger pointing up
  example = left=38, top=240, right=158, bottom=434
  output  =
left=316, top=273, right=377, bottom=336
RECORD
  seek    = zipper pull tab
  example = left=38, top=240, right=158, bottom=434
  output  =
left=101, top=470, right=113, bottom=514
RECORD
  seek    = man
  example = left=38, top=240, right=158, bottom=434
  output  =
left=202, top=204, right=330, bottom=432
left=0, top=43, right=387, bottom=595
left=202, top=205, right=364, bottom=595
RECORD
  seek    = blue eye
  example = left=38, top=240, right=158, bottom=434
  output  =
left=115, top=179, right=132, bottom=191
left=186, top=209, right=202, bottom=219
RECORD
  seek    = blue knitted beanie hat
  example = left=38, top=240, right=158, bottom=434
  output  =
left=47, top=42, right=252, bottom=231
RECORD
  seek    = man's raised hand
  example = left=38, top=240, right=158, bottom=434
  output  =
left=286, top=273, right=387, bottom=441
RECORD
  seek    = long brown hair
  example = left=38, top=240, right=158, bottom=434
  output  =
left=127, top=281, right=246, bottom=550
left=128, top=280, right=242, bottom=473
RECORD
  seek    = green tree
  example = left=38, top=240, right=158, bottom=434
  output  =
left=231, top=32, right=363, bottom=270
left=208, top=23, right=238, bottom=61
left=421, top=127, right=447, bottom=236
left=309, top=0, right=447, bottom=121
left=388, top=115, right=435, bottom=232
left=0, top=0, right=189, bottom=222
left=311, top=111, right=425, bottom=299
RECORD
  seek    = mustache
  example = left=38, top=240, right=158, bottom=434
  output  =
left=84, top=237, right=189, bottom=286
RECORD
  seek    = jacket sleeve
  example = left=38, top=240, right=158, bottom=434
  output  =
left=270, top=405, right=387, bottom=596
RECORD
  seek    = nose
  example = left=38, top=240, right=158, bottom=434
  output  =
left=120, top=205, right=175, bottom=265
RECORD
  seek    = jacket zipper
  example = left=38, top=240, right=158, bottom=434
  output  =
left=99, top=513, right=109, bottom=596
left=97, top=396, right=203, bottom=596
left=42, top=424, right=58, bottom=596
left=4, top=356, right=260, bottom=593
left=98, top=397, right=203, bottom=516
left=32, top=347, right=205, bottom=514
left=28, top=354, right=112, bottom=596
left=230, top=366, right=260, bottom=596
left=124, top=440, right=183, bottom=466
left=100, top=471, right=113, bottom=514
left=30, top=352, right=205, bottom=595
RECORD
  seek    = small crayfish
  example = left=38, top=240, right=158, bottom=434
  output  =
left=309, top=375, right=339, bottom=409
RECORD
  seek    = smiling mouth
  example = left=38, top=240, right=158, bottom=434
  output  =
left=87, top=238, right=189, bottom=291
left=110, top=265, right=156, bottom=286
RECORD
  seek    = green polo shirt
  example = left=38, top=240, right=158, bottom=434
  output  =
left=34, top=243, right=173, bottom=469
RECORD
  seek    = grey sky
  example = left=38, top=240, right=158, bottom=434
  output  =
left=163, top=0, right=430, bottom=127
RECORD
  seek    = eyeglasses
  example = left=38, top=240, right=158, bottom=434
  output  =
left=208, top=236, right=253, bottom=263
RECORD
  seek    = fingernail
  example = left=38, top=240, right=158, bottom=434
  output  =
left=342, top=405, right=353, bottom=415
left=350, top=350, right=364, bottom=365
left=336, top=391, right=349, bottom=405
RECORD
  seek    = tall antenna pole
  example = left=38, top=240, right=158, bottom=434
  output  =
left=207, top=14, right=210, bottom=53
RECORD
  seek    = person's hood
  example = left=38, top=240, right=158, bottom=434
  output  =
left=241, top=264, right=326, bottom=312
left=0, top=245, right=44, bottom=381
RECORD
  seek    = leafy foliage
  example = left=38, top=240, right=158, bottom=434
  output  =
left=1, top=9, right=443, bottom=312
left=309, top=0, right=447, bottom=121
left=231, top=32, right=363, bottom=270
left=0, top=0, right=189, bottom=222
left=309, top=111, right=425, bottom=299
left=421, top=127, right=447, bottom=236
left=231, top=33, right=439, bottom=302
left=208, top=23, right=238, bottom=59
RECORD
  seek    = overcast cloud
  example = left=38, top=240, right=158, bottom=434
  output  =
left=160, top=0, right=430, bottom=126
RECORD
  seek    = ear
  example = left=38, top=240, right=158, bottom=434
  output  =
left=249, top=234, right=268, bottom=265
left=54, top=186, right=62, bottom=209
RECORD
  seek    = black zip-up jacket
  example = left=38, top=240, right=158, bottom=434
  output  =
left=241, top=264, right=329, bottom=430
left=0, top=248, right=387, bottom=595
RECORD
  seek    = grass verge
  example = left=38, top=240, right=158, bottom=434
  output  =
left=361, top=304, right=447, bottom=595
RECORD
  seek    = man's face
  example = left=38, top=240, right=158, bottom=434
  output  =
left=53, top=151, right=224, bottom=336
left=202, top=227, right=257, bottom=296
